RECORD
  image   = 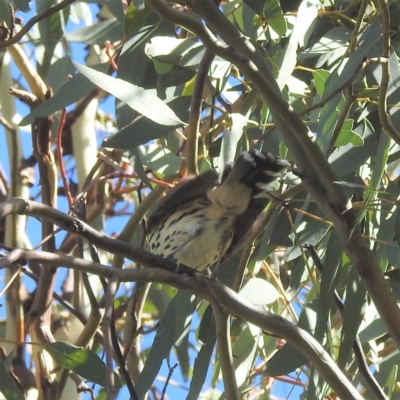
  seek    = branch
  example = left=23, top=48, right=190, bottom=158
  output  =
left=0, top=198, right=185, bottom=272
left=376, top=0, right=400, bottom=144
left=0, top=248, right=363, bottom=400
left=186, top=50, right=215, bottom=175
left=102, top=280, right=117, bottom=400
left=212, top=303, right=239, bottom=400
left=0, top=0, right=76, bottom=48
left=145, top=0, right=400, bottom=355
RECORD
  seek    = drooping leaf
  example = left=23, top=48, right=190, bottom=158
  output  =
left=239, top=277, right=280, bottom=305
left=45, top=342, right=121, bottom=387
left=73, top=61, right=185, bottom=126
left=0, top=363, right=25, bottom=400
left=135, top=291, right=196, bottom=399
left=264, top=0, right=286, bottom=36
left=312, top=69, right=330, bottom=97
left=66, top=18, right=123, bottom=45
left=104, top=96, right=191, bottom=149
left=20, top=63, right=109, bottom=125
left=218, top=113, right=248, bottom=171
left=338, top=268, right=367, bottom=369
left=124, top=4, right=150, bottom=36
left=187, top=306, right=216, bottom=400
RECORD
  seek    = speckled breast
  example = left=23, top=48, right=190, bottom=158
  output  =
left=148, top=198, right=235, bottom=271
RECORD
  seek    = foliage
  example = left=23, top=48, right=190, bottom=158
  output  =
left=1, top=0, right=400, bottom=399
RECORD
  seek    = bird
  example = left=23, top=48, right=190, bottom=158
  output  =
left=147, top=150, right=291, bottom=272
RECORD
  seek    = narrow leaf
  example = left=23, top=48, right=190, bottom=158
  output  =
left=136, top=291, right=196, bottom=398
left=45, top=342, right=119, bottom=387
left=73, top=61, right=185, bottom=126
left=239, top=278, right=280, bottom=305
left=0, top=363, right=25, bottom=400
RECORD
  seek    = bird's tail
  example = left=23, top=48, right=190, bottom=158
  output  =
left=221, top=150, right=291, bottom=194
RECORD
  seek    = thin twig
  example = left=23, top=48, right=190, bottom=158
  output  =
left=56, top=108, right=74, bottom=208
left=0, top=247, right=364, bottom=400
left=145, top=0, right=400, bottom=356
left=211, top=303, right=240, bottom=400
left=0, top=0, right=76, bottom=48
left=103, top=279, right=117, bottom=400
left=161, top=361, right=179, bottom=400
left=186, top=50, right=215, bottom=175
left=110, top=308, right=139, bottom=400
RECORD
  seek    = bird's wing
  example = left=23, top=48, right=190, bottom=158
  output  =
left=147, top=169, right=219, bottom=232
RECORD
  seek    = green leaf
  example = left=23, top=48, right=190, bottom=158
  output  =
left=13, top=0, right=30, bottom=12
left=265, top=306, right=317, bottom=376
left=45, top=342, right=120, bottom=387
left=312, top=69, right=330, bottom=97
left=124, top=4, right=149, bottom=36
left=370, top=129, right=391, bottom=190
left=138, top=145, right=180, bottom=175
left=335, top=119, right=364, bottom=147
left=37, top=0, right=70, bottom=76
left=233, top=325, right=260, bottom=387
left=338, top=268, right=367, bottom=369
left=264, top=0, right=286, bottom=35
left=187, top=307, right=216, bottom=400
left=314, top=231, right=342, bottom=341
left=118, top=24, right=158, bottom=87
left=20, top=63, right=108, bottom=125
left=385, top=365, right=398, bottom=398
left=242, top=0, right=265, bottom=16
left=239, top=278, right=280, bottom=305
left=73, top=61, right=185, bottom=126
left=66, top=19, right=123, bottom=45
left=0, top=363, right=25, bottom=400
left=277, top=0, right=319, bottom=88
left=218, top=113, right=247, bottom=171
left=329, top=120, right=377, bottom=177
left=264, top=342, right=308, bottom=377
left=104, top=96, right=191, bottom=149
left=145, top=36, right=203, bottom=68
left=136, top=291, right=196, bottom=399
left=300, top=26, right=351, bottom=58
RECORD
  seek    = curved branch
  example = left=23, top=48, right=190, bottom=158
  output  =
left=0, top=248, right=363, bottom=400
left=145, top=0, right=400, bottom=355
left=0, top=0, right=76, bottom=48
left=212, top=304, right=239, bottom=400
left=0, top=197, right=180, bottom=272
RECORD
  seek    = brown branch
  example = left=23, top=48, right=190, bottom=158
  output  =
left=0, top=247, right=364, bottom=400
left=56, top=108, right=74, bottom=208
left=211, top=303, right=239, bottom=400
left=376, top=0, right=400, bottom=144
left=0, top=198, right=184, bottom=272
left=186, top=50, right=215, bottom=175
left=145, top=0, right=400, bottom=356
left=26, top=86, right=59, bottom=397
left=0, top=0, right=76, bottom=48
left=9, top=87, right=39, bottom=107
left=102, top=280, right=117, bottom=399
